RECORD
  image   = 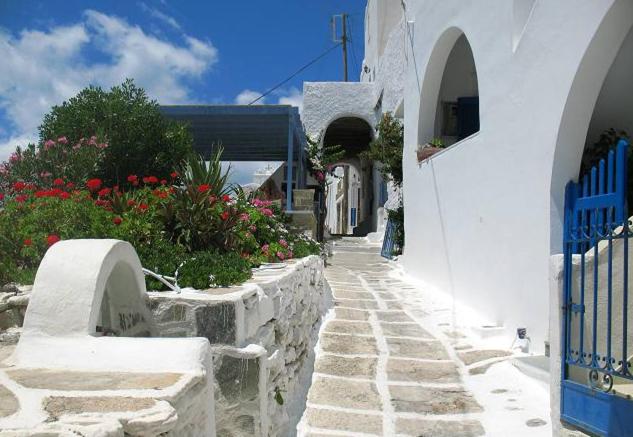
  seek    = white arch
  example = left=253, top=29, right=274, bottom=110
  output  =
left=550, top=0, right=633, bottom=252
left=417, top=27, right=480, bottom=145
left=22, top=239, right=155, bottom=338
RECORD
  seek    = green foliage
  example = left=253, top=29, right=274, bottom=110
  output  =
left=158, top=150, right=238, bottom=252
left=38, top=79, right=192, bottom=185
left=0, top=136, right=106, bottom=191
left=305, top=133, right=345, bottom=184
left=362, top=113, right=404, bottom=187
left=180, top=148, right=231, bottom=194
left=429, top=137, right=445, bottom=148
left=176, top=251, right=252, bottom=288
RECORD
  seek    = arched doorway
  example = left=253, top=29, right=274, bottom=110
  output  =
left=551, top=1, right=633, bottom=434
left=322, top=117, right=374, bottom=236
left=418, top=28, right=480, bottom=148
left=550, top=0, right=633, bottom=252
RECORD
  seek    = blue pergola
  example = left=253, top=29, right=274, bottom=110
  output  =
left=160, top=105, right=306, bottom=211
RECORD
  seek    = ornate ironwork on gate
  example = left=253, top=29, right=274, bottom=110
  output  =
left=561, top=139, right=633, bottom=436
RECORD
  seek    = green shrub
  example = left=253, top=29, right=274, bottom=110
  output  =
left=176, top=251, right=252, bottom=289
left=362, top=113, right=404, bottom=187
left=38, top=79, right=192, bottom=185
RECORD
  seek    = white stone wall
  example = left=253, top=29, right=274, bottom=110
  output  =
left=400, top=0, right=633, bottom=355
left=149, top=255, right=331, bottom=437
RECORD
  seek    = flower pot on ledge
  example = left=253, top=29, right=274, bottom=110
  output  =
left=416, top=145, right=443, bottom=163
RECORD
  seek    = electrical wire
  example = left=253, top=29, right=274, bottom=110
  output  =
left=347, top=15, right=361, bottom=77
left=248, top=42, right=342, bottom=105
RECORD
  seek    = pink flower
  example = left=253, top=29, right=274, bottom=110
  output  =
left=73, top=143, right=81, bottom=150
left=44, top=139, right=55, bottom=150
left=249, top=225, right=257, bottom=232
left=97, top=143, right=108, bottom=149
left=279, top=239, right=288, bottom=248
left=288, top=250, right=293, bottom=259
left=89, top=136, right=97, bottom=146
left=239, top=213, right=250, bottom=222
left=276, top=251, right=285, bottom=261
left=9, top=153, right=20, bottom=163
left=262, top=244, right=269, bottom=253
left=57, top=136, right=68, bottom=144
left=260, top=208, right=273, bottom=217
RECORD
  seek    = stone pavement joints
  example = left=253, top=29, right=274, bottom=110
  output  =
left=298, top=239, right=486, bottom=437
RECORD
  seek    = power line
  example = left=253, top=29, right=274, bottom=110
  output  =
left=248, top=42, right=342, bottom=105
left=347, top=16, right=361, bottom=78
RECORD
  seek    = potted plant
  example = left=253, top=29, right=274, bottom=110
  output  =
left=416, top=138, right=445, bottom=163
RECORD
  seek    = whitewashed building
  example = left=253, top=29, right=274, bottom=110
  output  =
left=303, top=1, right=633, bottom=434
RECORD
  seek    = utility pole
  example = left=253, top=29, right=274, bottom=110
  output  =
left=332, top=14, right=349, bottom=82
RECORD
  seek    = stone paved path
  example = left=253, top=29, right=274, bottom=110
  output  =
left=297, top=238, right=528, bottom=437
left=298, top=239, right=551, bottom=437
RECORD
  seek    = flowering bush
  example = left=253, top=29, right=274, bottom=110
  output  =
left=0, top=151, right=321, bottom=290
left=0, top=135, right=107, bottom=193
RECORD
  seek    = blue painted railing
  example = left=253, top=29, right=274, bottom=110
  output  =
left=561, top=139, right=633, bottom=436
left=381, top=218, right=399, bottom=259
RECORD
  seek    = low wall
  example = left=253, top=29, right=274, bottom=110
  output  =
left=0, top=255, right=331, bottom=437
left=149, top=255, right=332, bottom=437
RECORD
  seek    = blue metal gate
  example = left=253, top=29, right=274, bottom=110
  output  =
left=561, top=139, right=633, bottom=436
left=381, top=217, right=399, bottom=259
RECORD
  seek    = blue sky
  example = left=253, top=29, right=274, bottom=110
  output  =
left=0, top=0, right=367, bottom=175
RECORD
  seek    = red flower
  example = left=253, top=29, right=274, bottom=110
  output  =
left=66, top=182, right=75, bottom=189
left=143, top=176, right=159, bottom=184
left=46, top=234, right=61, bottom=246
left=13, top=181, right=26, bottom=192
left=86, top=178, right=102, bottom=192
left=198, top=184, right=211, bottom=193
left=0, top=193, right=4, bottom=201
left=127, top=175, right=138, bottom=183
left=53, top=178, right=64, bottom=186
left=153, top=189, right=168, bottom=199
left=97, top=188, right=112, bottom=198
left=127, top=199, right=136, bottom=207
left=138, top=203, right=149, bottom=211
left=23, top=238, right=32, bottom=247
left=59, top=192, right=70, bottom=200
left=113, top=216, right=123, bottom=225
left=15, top=194, right=28, bottom=203
left=222, top=194, right=231, bottom=202
left=170, top=171, right=178, bottom=179
left=160, top=179, right=167, bottom=185
left=220, top=210, right=230, bottom=221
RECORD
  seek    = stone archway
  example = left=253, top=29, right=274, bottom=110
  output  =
left=322, top=117, right=375, bottom=236
left=550, top=0, right=633, bottom=252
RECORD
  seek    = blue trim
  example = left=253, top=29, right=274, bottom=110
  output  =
left=562, top=381, right=633, bottom=437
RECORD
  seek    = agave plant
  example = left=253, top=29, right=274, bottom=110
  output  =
left=179, top=147, right=232, bottom=196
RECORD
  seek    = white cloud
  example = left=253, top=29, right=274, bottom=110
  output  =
left=234, top=89, right=265, bottom=105
left=138, top=2, right=181, bottom=31
left=277, top=87, right=303, bottom=113
left=0, top=10, right=218, bottom=161
left=234, top=87, right=303, bottom=111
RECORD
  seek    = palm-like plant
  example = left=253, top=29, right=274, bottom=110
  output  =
left=179, top=147, right=232, bottom=195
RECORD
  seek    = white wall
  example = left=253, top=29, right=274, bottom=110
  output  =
left=401, top=0, right=633, bottom=354
left=586, top=27, right=633, bottom=148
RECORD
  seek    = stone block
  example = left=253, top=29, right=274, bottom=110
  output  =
left=304, top=408, right=383, bottom=434
left=308, top=376, right=381, bottom=410
left=389, top=385, right=483, bottom=414
left=195, top=302, right=237, bottom=345
left=395, top=418, right=485, bottom=436
left=386, top=337, right=449, bottom=360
